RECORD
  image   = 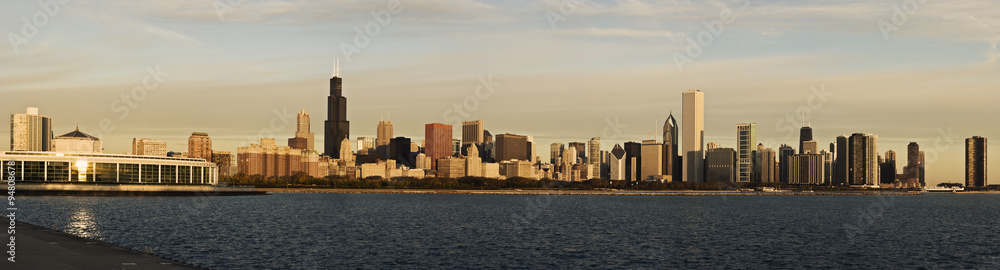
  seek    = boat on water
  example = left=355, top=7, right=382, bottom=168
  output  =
left=923, top=186, right=964, bottom=193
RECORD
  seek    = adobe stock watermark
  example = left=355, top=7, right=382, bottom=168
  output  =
left=877, top=0, right=926, bottom=41
left=546, top=0, right=584, bottom=30
left=7, top=0, right=71, bottom=54
left=212, top=0, right=244, bottom=22
left=442, top=74, right=502, bottom=127
left=85, top=65, right=169, bottom=140
left=844, top=195, right=895, bottom=244
left=340, top=0, right=407, bottom=63
left=672, top=0, right=750, bottom=73
left=760, top=84, right=833, bottom=150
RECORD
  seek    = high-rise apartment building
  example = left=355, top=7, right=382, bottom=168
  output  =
left=848, top=133, right=879, bottom=186
left=10, top=107, right=52, bottom=151
left=966, top=136, right=987, bottom=188
left=188, top=132, right=212, bottom=161
left=778, top=144, right=795, bottom=183
left=756, top=144, right=776, bottom=183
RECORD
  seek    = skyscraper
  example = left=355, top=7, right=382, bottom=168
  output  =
left=966, top=136, right=987, bottom=188
left=462, top=120, right=484, bottom=148
left=589, top=138, right=601, bottom=179
left=609, top=144, right=626, bottom=180
left=880, top=150, right=897, bottom=184
left=289, top=110, right=315, bottom=150
left=640, top=140, right=662, bottom=181
left=663, top=112, right=679, bottom=181
left=848, top=133, right=879, bottom=186
left=569, top=142, right=587, bottom=163
left=425, top=123, right=453, bottom=168
left=324, top=68, right=350, bottom=159
left=550, top=143, right=565, bottom=164
left=496, top=133, right=530, bottom=162
left=903, top=142, right=921, bottom=183
left=357, top=137, right=375, bottom=154
left=390, top=136, right=413, bottom=167
left=737, top=123, right=756, bottom=182
left=756, top=144, right=776, bottom=183
left=683, top=90, right=705, bottom=183
left=376, top=120, right=393, bottom=159
left=188, top=132, right=212, bottom=161
left=799, top=125, right=813, bottom=154
left=706, top=147, right=736, bottom=183
left=778, top=144, right=795, bottom=184
left=834, top=135, right=849, bottom=186
left=623, top=141, right=642, bottom=183
left=10, top=107, right=52, bottom=151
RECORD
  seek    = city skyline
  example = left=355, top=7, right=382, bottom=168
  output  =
left=2, top=1, right=998, bottom=185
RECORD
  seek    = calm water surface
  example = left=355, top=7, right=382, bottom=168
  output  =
left=17, top=193, right=1000, bottom=269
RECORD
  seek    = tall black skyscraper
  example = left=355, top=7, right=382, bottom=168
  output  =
left=778, top=144, right=795, bottom=183
left=324, top=66, right=350, bottom=158
left=799, top=125, right=813, bottom=154
left=662, top=112, right=679, bottom=180
left=624, top=141, right=642, bottom=185
left=834, top=135, right=848, bottom=186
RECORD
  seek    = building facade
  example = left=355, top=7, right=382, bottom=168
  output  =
left=10, top=107, right=52, bottom=152
left=1, top=151, right=218, bottom=185
left=132, top=138, right=167, bottom=157
left=188, top=132, right=212, bottom=161
left=683, top=90, right=705, bottom=182
left=289, top=110, right=315, bottom=150
left=737, top=123, right=756, bottom=182
left=966, top=136, right=988, bottom=188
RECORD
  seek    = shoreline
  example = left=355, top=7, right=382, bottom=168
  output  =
left=259, top=188, right=925, bottom=196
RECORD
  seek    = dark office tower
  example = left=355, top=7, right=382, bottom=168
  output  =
left=569, top=142, right=587, bottom=163
left=663, top=112, right=679, bottom=179
left=966, top=136, right=988, bottom=188
left=880, top=150, right=897, bottom=184
left=778, top=144, right=795, bottom=184
left=324, top=68, right=350, bottom=159
left=799, top=125, right=813, bottom=154
left=623, top=141, right=642, bottom=184
left=389, top=137, right=413, bottom=167
left=495, top=133, right=529, bottom=162
left=833, top=136, right=848, bottom=186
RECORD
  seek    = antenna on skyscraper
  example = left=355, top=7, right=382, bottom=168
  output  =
left=333, top=58, right=340, bottom=77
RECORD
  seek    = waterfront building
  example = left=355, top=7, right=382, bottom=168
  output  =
left=640, top=140, right=663, bottom=181
left=1, top=151, right=218, bottom=184
left=52, top=128, right=102, bottom=153
left=496, top=133, right=530, bottom=162
left=663, top=112, right=679, bottom=181
left=589, top=138, right=601, bottom=179
left=756, top=144, right=776, bottom=183
left=706, top=147, right=735, bottom=182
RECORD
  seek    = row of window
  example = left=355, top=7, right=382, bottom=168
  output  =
left=2, top=160, right=214, bottom=184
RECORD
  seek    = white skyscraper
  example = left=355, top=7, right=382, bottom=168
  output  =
left=683, top=90, right=705, bottom=182
left=10, top=107, right=52, bottom=152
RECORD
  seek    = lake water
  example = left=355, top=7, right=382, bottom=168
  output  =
left=16, top=193, right=1000, bottom=269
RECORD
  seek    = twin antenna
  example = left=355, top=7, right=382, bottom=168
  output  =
left=333, top=58, right=340, bottom=77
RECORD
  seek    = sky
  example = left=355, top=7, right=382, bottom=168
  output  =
left=1, top=0, right=997, bottom=186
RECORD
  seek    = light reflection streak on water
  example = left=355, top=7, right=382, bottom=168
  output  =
left=65, top=207, right=98, bottom=239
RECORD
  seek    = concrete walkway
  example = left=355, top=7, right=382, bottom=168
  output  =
left=5, top=222, right=203, bottom=270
